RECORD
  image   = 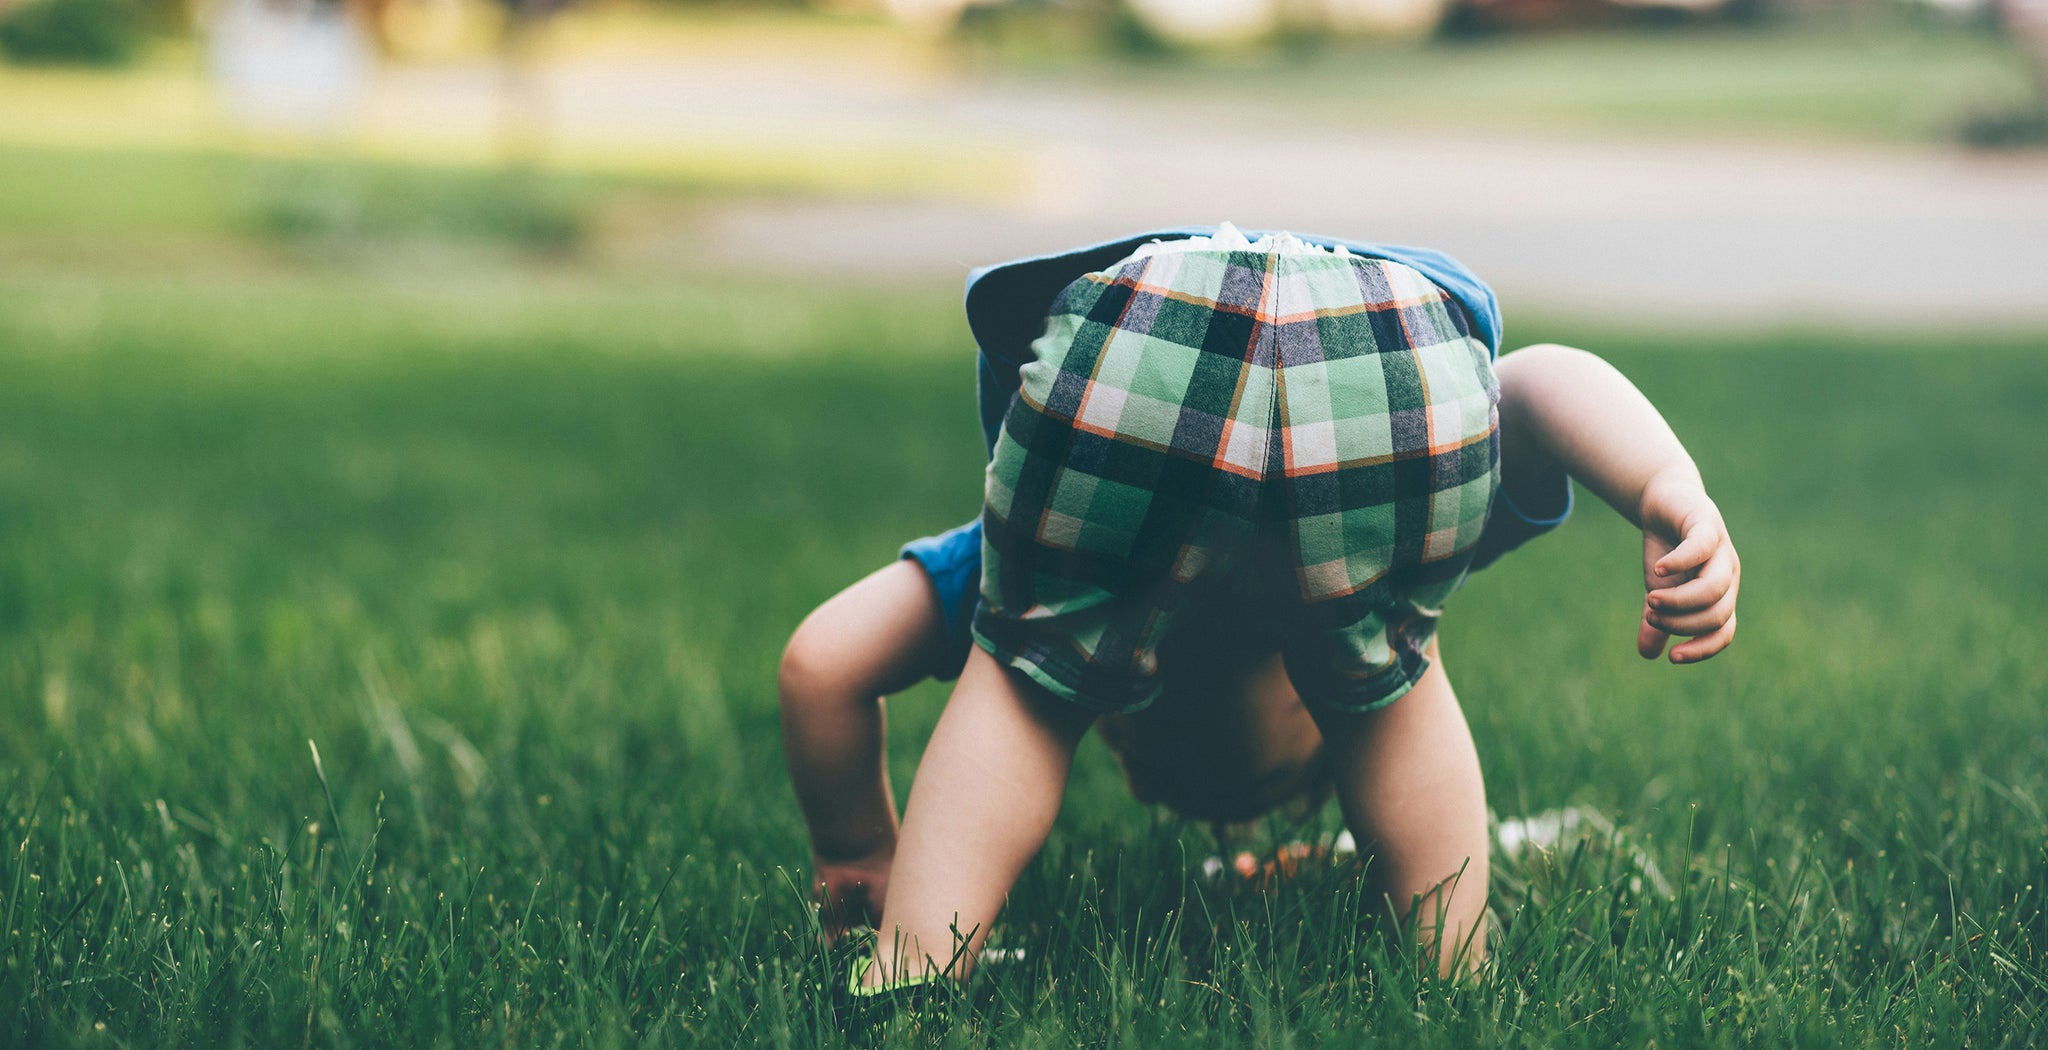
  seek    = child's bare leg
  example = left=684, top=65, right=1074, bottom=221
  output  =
left=779, top=560, right=950, bottom=937
left=1307, top=640, right=1489, bottom=976
left=866, top=646, right=1092, bottom=984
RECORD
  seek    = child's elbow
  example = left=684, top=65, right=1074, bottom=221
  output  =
left=777, top=618, right=839, bottom=712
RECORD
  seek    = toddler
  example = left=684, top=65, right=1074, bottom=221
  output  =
left=779, top=225, right=1739, bottom=1001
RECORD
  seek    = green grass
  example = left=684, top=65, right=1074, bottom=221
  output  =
left=0, top=254, right=2044, bottom=1046
left=0, top=39, right=1022, bottom=204
left=0, top=145, right=632, bottom=257
left=997, top=21, right=2035, bottom=144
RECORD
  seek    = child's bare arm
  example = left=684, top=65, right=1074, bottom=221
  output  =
left=1496, top=343, right=1740, bottom=663
left=778, top=561, right=950, bottom=937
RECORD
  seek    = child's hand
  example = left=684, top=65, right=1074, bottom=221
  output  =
left=813, top=850, right=892, bottom=943
left=1636, top=469, right=1740, bottom=664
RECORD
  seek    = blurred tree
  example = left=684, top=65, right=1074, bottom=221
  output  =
left=0, top=0, right=141, bottom=63
left=2005, top=0, right=2048, bottom=96
left=492, top=0, right=577, bottom=163
left=1983, top=0, right=2048, bottom=139
left=1952, top=0, right=2048, bottom=144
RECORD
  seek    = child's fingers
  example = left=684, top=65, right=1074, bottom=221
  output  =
left=1646, top=588, right=1736, bottom=636
left=1667, top=614, right=1737, bottom=663
left=1636, top=609, right=1670, bottom=660
left=1651, top=517, right=1723, bottom=579
left=1646, top=548, right=1735, bottom=613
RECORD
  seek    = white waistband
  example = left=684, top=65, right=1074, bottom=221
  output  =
left=1118, top=222, right=1353, bottom=266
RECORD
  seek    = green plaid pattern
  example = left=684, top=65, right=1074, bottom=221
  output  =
left=974, top=248, right=1499, bottom=715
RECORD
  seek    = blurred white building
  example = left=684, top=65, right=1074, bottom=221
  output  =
left=206, top=0, right=374, bottom=135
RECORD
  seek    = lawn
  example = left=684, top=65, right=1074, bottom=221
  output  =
left=1, top=219, right=2045, bottom=1045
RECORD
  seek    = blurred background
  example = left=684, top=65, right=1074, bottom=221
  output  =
left=1, top=0, right=2044, bottom=324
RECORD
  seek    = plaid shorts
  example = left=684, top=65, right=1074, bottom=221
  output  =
left=973, top=247, right=1500, bottom=715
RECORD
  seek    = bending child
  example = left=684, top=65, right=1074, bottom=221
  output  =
left=779, top=226, right=1739, bottom=995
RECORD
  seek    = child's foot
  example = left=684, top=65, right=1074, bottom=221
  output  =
left=832, top=929, right=962, bottom=1039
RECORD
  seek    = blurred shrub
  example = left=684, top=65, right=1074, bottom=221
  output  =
left=951, top=0, right=1181, bottom=62
left=1104, top=0, right=1177, bottom=56
left=0, top=0, right=142, bottom=65
left=1955, top=103, right=2048, bottom=147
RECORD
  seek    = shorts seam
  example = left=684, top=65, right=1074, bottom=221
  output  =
left=970, top=621, right=1159, bottom=717
left=1298, top=653, right=1432, bottom=715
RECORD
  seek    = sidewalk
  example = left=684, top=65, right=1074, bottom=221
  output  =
left=691, top=136, right=2048, bottom=327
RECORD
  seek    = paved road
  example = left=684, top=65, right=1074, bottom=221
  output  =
left=381, top=52, right=2048, bottom=326
left=700, top=132, right=2048, bottom=328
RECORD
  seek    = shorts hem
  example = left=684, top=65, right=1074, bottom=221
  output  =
left=969, top=623, right=1159, bottom=717
left=1496, top=471, right=1573, bottom=528
left=1292, top=655, right=1432, bottom=716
